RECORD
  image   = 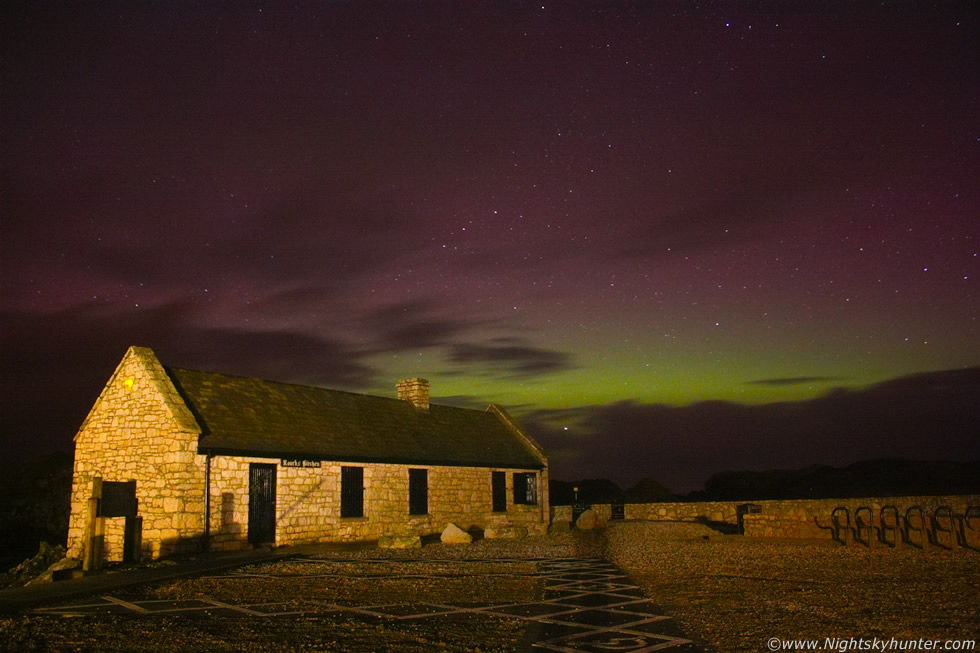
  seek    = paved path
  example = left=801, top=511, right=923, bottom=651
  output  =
left=29, top=555, right=702, bottom=652
left=0, top=547, right=290, bottom=614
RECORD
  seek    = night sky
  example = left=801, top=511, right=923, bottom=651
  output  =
left=3, top=3, right=977, bottom=492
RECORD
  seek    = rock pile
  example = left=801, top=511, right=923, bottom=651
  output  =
left=1, top=541, right=70, bottom=588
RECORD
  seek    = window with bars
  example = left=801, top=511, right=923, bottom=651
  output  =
left=340, top=466, right=364, bottom=518
left=491, top=471, right=507, bottom=512
left=409, top=468, right=428, bottom=515
left=513, top=472, right=537, bottom=506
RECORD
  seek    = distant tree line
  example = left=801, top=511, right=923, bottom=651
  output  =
left=550, top=458, right=980, bottom=505
left=0, top=452, right=72, bottom=570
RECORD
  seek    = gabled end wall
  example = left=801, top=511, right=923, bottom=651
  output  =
left=67, top=346, right=205, bottom=561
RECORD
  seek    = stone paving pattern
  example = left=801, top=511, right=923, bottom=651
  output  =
left=33, top=556, right=702, bottom=652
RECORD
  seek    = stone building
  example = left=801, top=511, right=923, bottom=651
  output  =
left=67, top=347, right=549, bottom=562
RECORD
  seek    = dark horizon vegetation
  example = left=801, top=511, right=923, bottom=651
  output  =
left=549, top=458, right=980, bottom=506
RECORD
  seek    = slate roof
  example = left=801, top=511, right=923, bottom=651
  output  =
left=165, top=367, right=545, bottom=469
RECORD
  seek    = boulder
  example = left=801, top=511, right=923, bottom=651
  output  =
left=441, top=523, right=472, bottom=544
left=378, top=535, right=421, bottom=549
left=2, top=542, right=67, bottom=589
left=484, top=526, right=527, bottom=540
left=575, top=509, right=601, bottom=530
left=30, top=556, right=82, bottom=585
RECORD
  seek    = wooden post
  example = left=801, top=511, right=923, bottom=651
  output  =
left=83, top=477, right=104, bottom=572
left=92, top=516, right=105, bottom=568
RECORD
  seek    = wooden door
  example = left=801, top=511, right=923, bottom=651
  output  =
left=248, top=464, right=276, bottom=544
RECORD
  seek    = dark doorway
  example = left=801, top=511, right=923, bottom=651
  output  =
left=340, top=466, right=364, bottom=518
left=98, top=480, right=141, bottom=563
left=248, top=464, right=277, bottom=544
left=123, top=516, right=143, bottom=563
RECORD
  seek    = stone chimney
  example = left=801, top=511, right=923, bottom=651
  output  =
left=397, top=377, right=430, bottom=411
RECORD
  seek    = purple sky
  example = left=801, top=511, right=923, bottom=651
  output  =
left=2, top=3, right=977, bottom=491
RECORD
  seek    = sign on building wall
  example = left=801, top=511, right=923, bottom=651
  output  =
left=281, top=459, right=321, bottom=468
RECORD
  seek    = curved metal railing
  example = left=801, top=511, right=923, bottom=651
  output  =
left=879, top=505, right=899, bottom=548
left=932, top=506, right=955, bottom=549
left=854, top=506, right=875, bottom=548
left=831, top=506, right=850, bottom=546
left=965, top=505, right=980, bottom=549
left=905, top=505, right=927, bottom=550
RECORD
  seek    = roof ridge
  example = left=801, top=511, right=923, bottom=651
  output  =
left=167, top=364, right=542, bottom=469
left=166, top=366, right=487, bottom=414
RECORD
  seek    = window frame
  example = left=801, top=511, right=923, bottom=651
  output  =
left=513, top=472, right=538, bottom=506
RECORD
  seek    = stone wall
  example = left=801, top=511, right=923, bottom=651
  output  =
left=741, top=513, right=828, bottom=538
left=624, top=501, right=740, bottom=523
left=740, top=495, right=980, bottom=539
left=67, top=348, right=205, bottom=561
left=551, top=495, right=980, bottom=540
left=209, top=457, right=548, bottom=550
left=550, top=501, right=738, bottom=525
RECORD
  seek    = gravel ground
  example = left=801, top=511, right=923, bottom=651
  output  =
left=0, top=612, right=524, bottom=652
left=3, top=526, right=973, bottom=651
left=301, top=531, right=608, bottom=562
left=0, top=535, right=603, bottom=652
left=604, top=521, right=980, bottom=652
left=134, top=562, right=539, bottom=605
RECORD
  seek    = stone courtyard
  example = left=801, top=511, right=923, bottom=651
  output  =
left=6, top=550, right=700, bottom=652
left=2, top=524, right=976, bottom=651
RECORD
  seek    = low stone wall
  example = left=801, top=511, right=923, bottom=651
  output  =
left=741, top=513, right=827, bottom=538
left=552, top=505, right=572, bottom=523
left=551, top=501, right=739, bottom=526
left=740, top=495, right=980, bottom=540
left=625, top=501, right=739, bottom=524
left=551, top=495, right=980, bottom=540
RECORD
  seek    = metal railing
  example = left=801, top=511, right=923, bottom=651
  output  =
left=879, top=505, right=899, bottom=548
left=932, top=506, right=956, bottom=549
left=831, top=506, right=850, bottom=546
left=854, top=506, right=875, bottom=548
left=965, top=506, right=980, bottom=550
left=905, top=506, right=927, bottom=550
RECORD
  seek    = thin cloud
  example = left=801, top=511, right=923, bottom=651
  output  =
left=747, top=376, right=848, bottom=387
left=448, top=338, right=574, bottom=377
left=360, top=300, right=479, bottom=353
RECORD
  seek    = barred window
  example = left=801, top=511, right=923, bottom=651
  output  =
left=491, top=471, right=507, bottom=512
left=513, top=472, right=537, bottom=506
left=340, top=466, right=364, bottom=518
left=409, top=468, right=428, bottom=515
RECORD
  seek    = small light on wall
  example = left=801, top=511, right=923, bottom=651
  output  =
left=124, top=377, right=135, bottom=390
